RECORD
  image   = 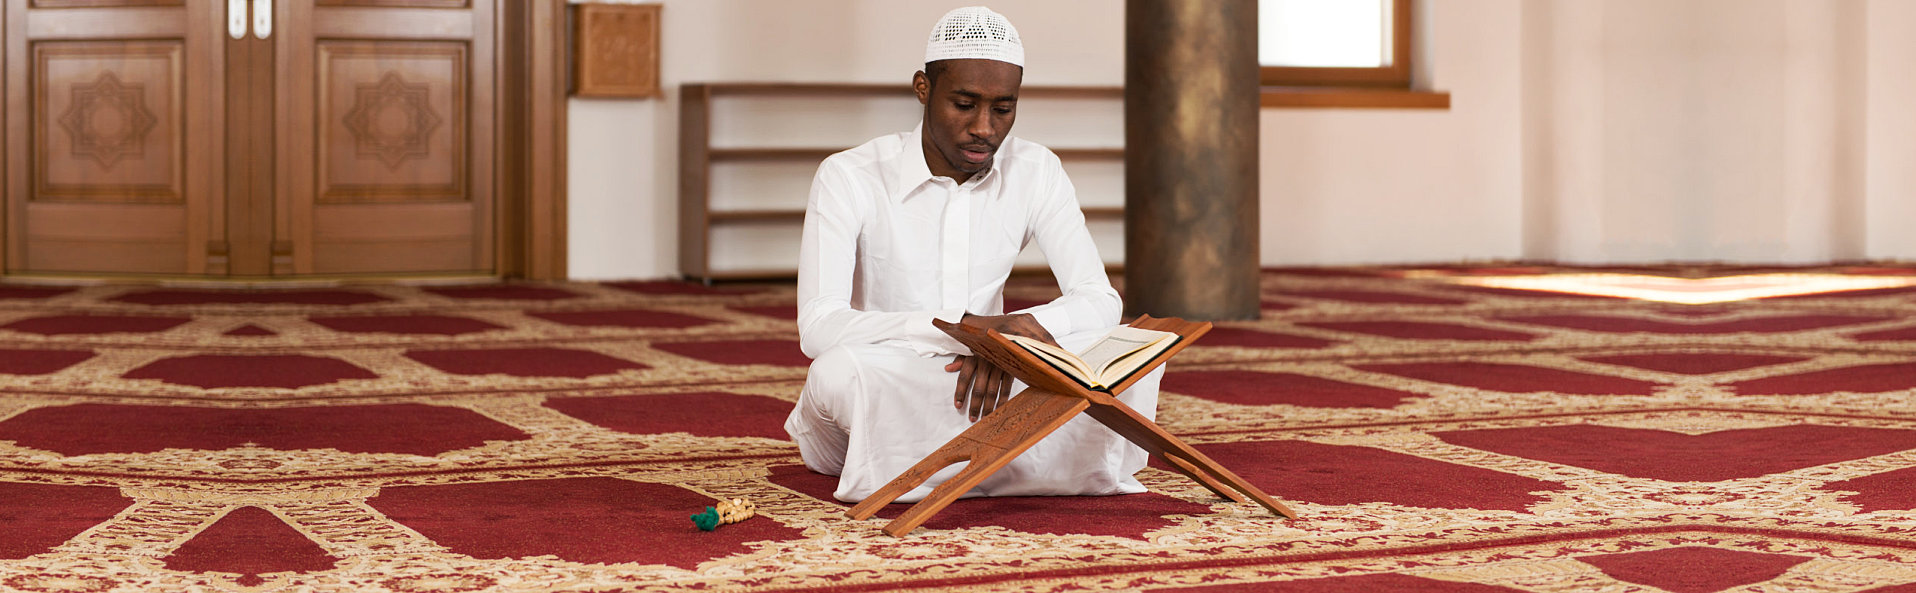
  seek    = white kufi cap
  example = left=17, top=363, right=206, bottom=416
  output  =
left=925, top=6, right=1024, bottom=68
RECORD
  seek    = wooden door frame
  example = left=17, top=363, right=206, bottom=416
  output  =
left=498, top=0, right=568, bottom=281
left=0, top=0, right=567, bottom=281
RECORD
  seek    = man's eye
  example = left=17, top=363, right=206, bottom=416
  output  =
left=954, top=103, right=975, bottom=110
left=994, top=107, right=1013, bottom=114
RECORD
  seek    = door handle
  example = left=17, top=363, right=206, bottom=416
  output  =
left=251, top=0, right=273, bottom=40
left=228, top=0, right=247, bottom=39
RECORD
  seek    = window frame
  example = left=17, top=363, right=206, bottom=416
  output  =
left=1259, top=0, right=1411, bottom=88
left=1257, top=0, right=1445, bottom=109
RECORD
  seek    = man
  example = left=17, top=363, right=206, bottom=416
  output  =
left=785, top=6, right=1163, bottom=503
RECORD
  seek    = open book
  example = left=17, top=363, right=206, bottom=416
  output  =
left=1004, top=326, right=1181, bottom=391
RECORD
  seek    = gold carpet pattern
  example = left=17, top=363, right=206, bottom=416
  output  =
left=0, top=267, right=1913, bottom=592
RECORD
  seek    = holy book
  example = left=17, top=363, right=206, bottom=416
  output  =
left=1005, top=325, right=1181, bottom=391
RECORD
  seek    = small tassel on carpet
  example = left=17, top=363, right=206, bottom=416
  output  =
left=691, top=498, right=756, bottom=531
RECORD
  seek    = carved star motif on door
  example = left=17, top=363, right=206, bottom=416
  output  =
left=343, top=72, right=441, bottom=169
left=58, top=71, right=159, bottom=170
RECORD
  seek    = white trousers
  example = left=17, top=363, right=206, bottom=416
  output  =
left=784, top=329, right=1164, bottom=503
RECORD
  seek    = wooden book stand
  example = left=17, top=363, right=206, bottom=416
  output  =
left=845, top=314, right=1299, bottom=536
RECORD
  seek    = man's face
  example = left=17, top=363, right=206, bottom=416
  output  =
left=914, top=59, right=1023, bottom=184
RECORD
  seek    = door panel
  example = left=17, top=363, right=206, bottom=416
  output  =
left=24, top=205, right=184, bottom=271
left=317, top=41, right=465, bottom=204
left=281, top=0, right=493, bottom=275
left=30, top=1, right=184, bottom=8
left=34, top=41, right=181, bottom=203
left=316, top=0, right=468, bottom=9
left=4, top=0, right=219, bottom=274
left=3, top=0, right=501, bottom=278
left=222, top=22, right=273, bottom=276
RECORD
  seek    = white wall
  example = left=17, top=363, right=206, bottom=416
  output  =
left=1523, top=0, right=1868, bottom=264
left=567, top=0, right=1916, bottom=280
left=1260, top=0, right=1524, bottom=266
left=566, top=0, right=1125, bottom=280
left=1867, top=0, right=1916, bottom=260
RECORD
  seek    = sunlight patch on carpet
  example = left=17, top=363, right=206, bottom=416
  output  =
left=1432, top=273, right=1916, bottom=304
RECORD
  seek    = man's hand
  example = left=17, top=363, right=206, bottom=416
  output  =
left=959, top=312, right=1057, bottom=347
left=946, top=354, right=1011, bottom=422
left=944, top=313, right=1055, bottom=422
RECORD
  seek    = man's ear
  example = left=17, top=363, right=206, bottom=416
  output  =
left=912, top=71, right=931, bottom=105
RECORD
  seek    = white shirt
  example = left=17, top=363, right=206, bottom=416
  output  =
left=796, top=125, right=1122, bottom=359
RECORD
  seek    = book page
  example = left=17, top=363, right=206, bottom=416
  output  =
left=1095, top=337, right=1179, bottom=384
left=1077, top=326, right=1176, bottom=379
left=1007, top=334, right=1095, bottom=382
left=1009, top=326, right=1177, bottom=390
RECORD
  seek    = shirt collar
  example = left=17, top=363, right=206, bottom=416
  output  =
left=888, top=123, right=1002, bottom=203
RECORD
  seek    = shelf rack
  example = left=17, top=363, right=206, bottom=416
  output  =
left=679, top=82, right=1124, bottom=282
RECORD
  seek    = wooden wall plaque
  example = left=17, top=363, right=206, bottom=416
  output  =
left=572, top=3, right=661, bottom=98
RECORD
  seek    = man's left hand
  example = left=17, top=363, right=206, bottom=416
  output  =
left=960, top=312, right=1057, bottom=347
left=944, top=312, right=1052, bottom=422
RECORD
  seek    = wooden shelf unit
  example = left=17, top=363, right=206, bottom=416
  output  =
left=679, top=82, right=1124, bottom=283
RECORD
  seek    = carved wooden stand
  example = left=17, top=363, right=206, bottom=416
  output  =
left=846, top=315, right=1299, bottom=536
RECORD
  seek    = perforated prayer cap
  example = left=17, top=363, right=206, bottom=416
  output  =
left=925, top=6, right=1024, bottom=68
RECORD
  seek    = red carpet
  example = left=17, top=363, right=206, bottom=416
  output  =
left=0, top=266, right=1914, bottom=591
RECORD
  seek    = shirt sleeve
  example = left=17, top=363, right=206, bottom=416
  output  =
left=1010, top=153, right=1123, bottom=338
left=796, top=160, right=969, bottom=360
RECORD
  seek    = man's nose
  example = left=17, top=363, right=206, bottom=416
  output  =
left=966, top=111, right=994, bottom=140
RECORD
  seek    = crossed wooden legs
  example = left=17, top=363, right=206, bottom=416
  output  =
left=845, top=387, right=1297, bottom=537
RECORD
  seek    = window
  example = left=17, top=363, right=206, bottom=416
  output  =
left=1258, top=0, right=1445, bottom=108
left=1260, top=0, right=1406, bottom=87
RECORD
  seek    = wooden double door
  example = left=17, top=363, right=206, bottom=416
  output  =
left=3, top=0, right=501, bottom=277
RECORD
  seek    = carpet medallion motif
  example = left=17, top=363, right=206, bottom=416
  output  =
left=1, top=267, right=1915, bottom=591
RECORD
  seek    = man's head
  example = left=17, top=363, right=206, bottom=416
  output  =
left=915, top=7, right=1024, bottom=184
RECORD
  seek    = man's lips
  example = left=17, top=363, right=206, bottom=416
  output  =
left=960, top=146, right=994, bottom=163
